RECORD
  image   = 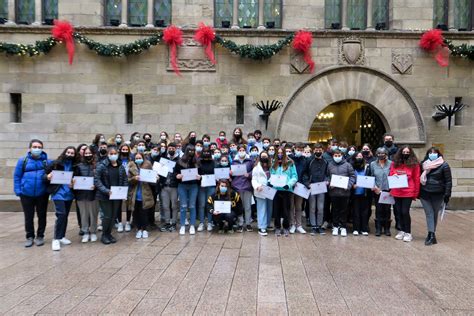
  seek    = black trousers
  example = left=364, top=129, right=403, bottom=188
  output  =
left=323, top=193, right=332, bottom=223
left=331, top=196, right=349, bottom=228
left=353, top=195, right=369, bottom=232
left=273, top=191, right=292, bottom=229
left=212, top=212, right=237, bottom=229
left=375, top=198, right=392, bottom=222
left=134, top=201, right=149, bottom=230
left=20, top=194, right=49, bottom=239
left=394, top=197, right=412, bottom=233
left=99, top=200, right=122, bottom=237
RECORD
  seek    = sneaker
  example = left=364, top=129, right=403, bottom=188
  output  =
left=403, top=233, right=413, bottom=242
left=90, top=234, right=97, bottom=242
left=197, top=223, right=205, bottom=232
left=109, top=235, right=117, bottom=243
left=97, top=225, right=103, bottom=231
left=179, top=226, right=186, bottom=235
left=267, top=226, right=275, bottom=231
left=289, top=225, right=296, bottom=234
left=60, top=237, right=72, bottom=245
left=52, top=239, right=60, bottom=251
left=114, top=223, right=119, bottom=229
left=142, top=230, right=149, bottom=238
left=25, top=238, right=34, bottom=248
left=353, top=230, right=359, bottom=236
left=296, top=226, right=306, bottom=234
left=310, top=227, right=318, bottom=235
left=136, top=230, right=143, bottom=239
left=81, top=234, right=89, bottom=243
left=258, top=229, right=268, bottom=236
left=101, top=235, right=111, bottom=245
left=362, top=231, right=369, bottom=236
left=395, top=231, right=405, bottom=240
left=79, top=230, right=84, bottom=236
left=160, top=224, right=170, bottom=232
left=322, top=221, right=329, bottom=230
left=207, top=223, right=213, bottom=232
left=317, top=226, right=326, bottom=235
left=332, top=227, right=339, bottom=236
left=340, top=228, right=347, bottom=237
left=125, top=222, right=131, bottom=232
left=34, top=237, right=44, bottom=247
left=185, top=218, right=190, bottom=226
left=246, top=225, right=253, bottom=232
left=283, top=229, right=289, bottom=237
left=275, top=228, right=281, bottom=236
left=168, top=224, right=176, bottom=232
left=189, top=226, right=196, bottom=235
left=117, top=223, right=124, bottom=233
left=236, top=226, right=243, bottom=233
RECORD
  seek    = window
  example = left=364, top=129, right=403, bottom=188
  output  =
left=433, top=0, right=448, bottom=29
left=10, top=93, right=22, bottom=123
left=454, top=97, right=463, bottom=126
left=454, top=0, right=472, bottom=30
left=325, top=0, right=341, bottom=29
left=0, top=0, right=8, bottom=23
left=154, top=0, right=171, bottom=27
left=238, top=0, right=258, bottom=28
left=372, top=0, right=388, bottom=30
left=215, top=0, right=233, bottom=28
left=125, top=94, right=133, bottom=124
left=128, top=0, right=147, bottom=26
left=16, top=0, right=35, bottom=24
left=347, top=0, right=367, bottom=30
left=42, top=0, right=58, bottom=24
left=105, top=0, right=122, bottom=26
left=263, top=0, right=281, bottom=28
left=236, top=95, right=244, bottom=124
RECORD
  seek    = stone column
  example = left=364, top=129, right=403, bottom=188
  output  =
left=257, top=0, right=265, bottom=29
left=341, top=0, right=349, bottom=30
left=366, top=0, right=374, bottom=30
left=231, top=0, right=239, bottom=29
left=119, top=0, right=128, bottom=27
left=32, top=0, right=42, bottom=25
left=448, top=0, right=456, bottom=31
left=145, top=0, right=154, bottom=27
left=6, top=0, right=15, bottom=25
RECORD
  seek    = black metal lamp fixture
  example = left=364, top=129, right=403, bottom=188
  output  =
left=432, top=97, right=466, bottom=130
left=253, top=100, right=283, bottom=130
left=155, top=19, right=165, bottom=27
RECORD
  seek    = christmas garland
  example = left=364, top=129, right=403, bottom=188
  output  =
left=444, top=39, right=474, bottom=61
left=0, top=37, right=57, bottom=56
left=419, top=29, right=474, bottom=66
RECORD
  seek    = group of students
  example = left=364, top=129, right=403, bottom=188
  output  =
left=13, top=128, right=452, bottom=251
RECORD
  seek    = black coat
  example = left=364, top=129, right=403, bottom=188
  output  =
left=421, top=162, right=452, bottom=197
left=303, top=156, right=328, bottom=185
left=74, top=162, right=96, bottom=201
left=94, top=159, right=128, bottom=201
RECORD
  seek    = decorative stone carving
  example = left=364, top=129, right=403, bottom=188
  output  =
left=290, top=53, right=310, bottom=74
left=391, top=49, right=413, bottom=75
left=167, top=37, right=216, bottom=72
left=338, top=36, right=365, bottom=65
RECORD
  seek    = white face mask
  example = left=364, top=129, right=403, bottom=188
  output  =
left=238, top=151, right=246, bottom=158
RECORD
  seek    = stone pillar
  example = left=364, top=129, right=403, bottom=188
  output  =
left=119, top=0, right=128, bottom=27
left=366, top=0, right=374, bottom=30
left=6, top=0, right=15, bottom=25
left=448, top=0, right=456, bottom=31
left=257, top=0, right=265, bottom=29
left=231, top=0, right=239, bottom=29
left=32, top=0, right=42, bottom=25
left=341, top=0, right=349, bottom=30
left=145, top=0, right=154, bottom=27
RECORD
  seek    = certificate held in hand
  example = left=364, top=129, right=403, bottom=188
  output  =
left=51, top=170, right=74, bottom=185
left=214, top=201, right=231, bottom=214
left=231, top=164, right=247, bottom=176
left=110, top=186, right=128, bottom=200
left=388, top=174, right=408, bottom=189
left=201, top=174, right=216, bottom=187
left=139, top=169, right=158, bottom=183
left=254, top=185, right=277, bottom=200
left=330, top=175, right=350, bottom=189
left=356, top=175, right=375, bottom=189
left=159, top=158, right=176, bottom=172
left=310, top=182, right=328, bottom=195
left=378, top=191, right=395, bottom=205
left=269, top=174, right=287, bottom=187
left=181, top=168, right=199, bottom=182
left=73, top=176, right=94, bottom=190
left=214, top=167, right=230, bottom=180
left=293, top=182, right=310, bottom=199
left=153, top=162, right=170, bottom=178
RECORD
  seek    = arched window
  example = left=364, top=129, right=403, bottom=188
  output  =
left=238, top=0, right=258, bottom=28
left=263, top=0, right=281, bottom=28
left=372, top=0, right=388, bottom=30
left=154, top=0, right=171, bottom=27
left=128, top=0, right=147, bottom=26
left=105, top=0, right=122, bottom=26
left=347, top=0, right=367, bottom=30
left=16, top=0, right=35, bottom=24
left=325, top=0, right=341, bottom=29
left=215, top=0, right=233, bottom=28
left=454, top=0, right=472, bottom=31
left=42, top=0, right=58, bottom=24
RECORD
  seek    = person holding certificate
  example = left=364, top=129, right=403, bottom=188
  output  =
left=206, top=179, right=243, bottom=233
left=389, top=146, right=420, bottom=242
left=327, top=149, right=356, bottom=237
left=175, top=145, right=200, bottom=235
left=94, top=147, right=128, bottom=245
left=197, top=149, right=216, bottom=232
left=252, top=151, right=274, bottom=236
left=351, top=152, right=370, bottom=236
left=117, top=144, right=133, bottom=233
left=419, top=147, right=452, bottom=246
left=288, top=143, right=308, bottom=234
left=269, top=147, right=298, bottom=237
left=127, top=153, right=155, bottom=239
left=74, top=146, right=99, bottom=243
left=45, top=146, right=77, bottom=251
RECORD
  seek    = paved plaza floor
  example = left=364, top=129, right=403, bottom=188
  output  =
left=0, top=209, right=472, bottom=315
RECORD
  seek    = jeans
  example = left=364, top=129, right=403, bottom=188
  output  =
left=53, top=200, right=73, bottom=240
left=77, top=200, right=99, bottom=234
left=160, top=186, right=179, bottom=224
left=273, top=191, right=292, bottom=229
left=237, top=190, right=253, bottom=226
left=134, top=201, right=149, bottom=230
left=198, top=186, right=215, bottom=224
left=20, top=194, right=49, bottom=239
left=309, top=193, right=325, bottom=227
left=178, top=183, right=198, bottom=226
left=394, top=197, right=413, bottom=233
left=353, top=195, right=369, bottom=232
left=255, top=197, right=273, bottom=230
left=290, top=194, right=304, bottom=227
left=420, top=193, right=444, bottom=233
left=331, top=196, right=349, bottom=228
left=99, top=200, right=122, bottom=237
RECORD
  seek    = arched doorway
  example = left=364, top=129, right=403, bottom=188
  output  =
left=276, top=66, right=426, bottom=145
left=308, top=100, right=387, bottom=149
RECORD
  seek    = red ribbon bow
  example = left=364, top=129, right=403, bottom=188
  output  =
left=419, top=29, right=449, bottom=67
left=163, top=25, right=183, bottom=75
left=194, top=23, right=216, bottom=64
left=292, top=30, right=315, bottom=73
left=51, top=20, right=75, bottom=65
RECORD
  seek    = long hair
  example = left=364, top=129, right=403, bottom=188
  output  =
left=351, top=152, right=366, bottom=171
left=92, top=134, right=104, bottom=146
left=215, top=179, right=232, bottom=199
left=392, top=146, right=419, bottom=167
left=180, top=144, right=196, bottom=165
left=256, top=151, right=270, bottom=169
left=183, top=131, right=197, bottom=146
left=82, top=146, right=96, bottom=168
left=272, top=148, right=291, bottom=171
left=57, top=146, right=77, bottom=163
left=232, top=127, right=247, bottom=144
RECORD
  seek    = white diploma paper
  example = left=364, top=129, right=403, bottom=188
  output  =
left=159, top=158, right=176, bottom=172
left=214, top=167, right=230, bottom=180
left=378, top=191, right=395, bottom=205
left=310, top=182, right=328, bottom=195
left=153, top=162, right=170, bottom=178
left=181, top=168, right=199, bottom=182
left=356, top=175, right=376, bottom=189
left=330, top=175, right=349, bottom=189
left=254, top=185, right=277, bottom=200
left=139, top=169, right=158, bottom=183
left=388, top=174, right=408, bottom=189
left=51, top=170, right=74, bottom=185
left=293, top=182, right=310, bottom=199
left=214, top=201, right=231, bottom=214
left=269, top=174, right=287, bottom=187
left=201, top=174, right=216, bottom=187
left=231, top=164, right=247, bottom=176
left=110, top=186, right=128, bottom=200
left=73, top=176, right=94, bottom=190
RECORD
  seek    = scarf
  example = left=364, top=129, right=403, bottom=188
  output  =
left=420, top=157, right=444, bottom=185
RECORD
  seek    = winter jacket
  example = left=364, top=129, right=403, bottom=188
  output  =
left=383, top=144, right=398, bottom=160
left=389, top=163, right=420, bottom=198
left=216, top=138, right=228, bottom=149
left=327, top=159, right=356, bottom=197
left=158, top=154, right=180, bottom=188
left=74, top=162, right=96, bottom=201
left=420, top=161, right=452, bottom=197
left=251, top=162, right=270, bottom=190
left=290, top=155, right=308, bottom=181
left=206, top=191, right=243, bottom=217
left=353, top=167, right=369, bottom=196
left=127, top=160, right=155, bottom=210
left=45, top=159, right=75, bottom=201
left=199, top=159, right=216, bottom=187
left=13, top=151, right=50, bottom=197
left=231, top=157, right=254, bottom=192
left=368, top=159, right=392, bottom=192
left=303, top=156, right=328, bottom=185
left=270, top=162, right=298, bottom=192
left=94, top=158, right=128, bottom=201
left=322, top=151, right=333, bottom=163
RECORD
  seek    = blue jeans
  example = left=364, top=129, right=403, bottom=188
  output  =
left=53, top=200, right=73, bottom=240
left=198, top=186, right=215, bottom=224
left=178, top=183, right=198, bottom=226
left=256, top=197, right=273, bottom=230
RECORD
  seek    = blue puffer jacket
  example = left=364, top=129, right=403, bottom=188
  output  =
left=13, top=152, right=50, bottom=197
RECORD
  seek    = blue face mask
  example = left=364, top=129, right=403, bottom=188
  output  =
left=135, top=159, right=144, bottom=165
left=348, top=150, right=355, bottom=156
left=339, top=147, right=347, bottom=153
left=137, top=146, right=146, bottom=153
left=108, top=154, right=119, bottom=162
left=219, top=186, right=228, bottom=194
left=151, top=151, right=159, bottom=158
left=250, top=151, right=259, bottom=157
left=263, top=143, right=269, bottom=149
left=31, top=148, right=43, bottom=157
left=230, top=148, right=237, bottom=153
left=333, top=156, right=343, bottom=163
left=428, top=153, right=439, bottom=161
left=248, top=139, right=255, bottom=145
left=331, top=146, right=338, bottom=152
left=196, top=146, right=203, bottom=153
left=203, top=141, right=210, bottom=147
left=295, top=151, right=302, bottom=157
left=220, top=161, right=229, bottom=167
left=268, top=150, right=275, bottom=157
left=213, top=153, right=221, bottom=160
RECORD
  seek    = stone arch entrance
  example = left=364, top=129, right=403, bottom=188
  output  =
left=276, top=66, right=426, bottom=144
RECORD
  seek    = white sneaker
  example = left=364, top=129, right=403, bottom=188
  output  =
left=90, top=234, right=97, bottom=242
left=197, top=223, right=204, bottom=232
left=60, top=237, right=71, bottom=245
left=362, top=232, right=369, bottom=236
left=289, top=225, right=296, bottom=234
left=340, top=228, right=347, bottom=237
left=207, top=223, right=213, bottom=232
left=117, top=223, right=124, bottom=233
left=179, top=226, right=186, bottom=235
left=97, top=225, right=103, bottom=231
left=125, top=222, right=131, bottom=232
left=81, top=234, right=89, bottom=243
left=395, top=231, right=405, bottom=240
left=332, top=227, right=339, bottom=236
left=189, top=226, right=196, bottom=235
left=403, top=233, right=413, bottom=242
left=52, top=239, right=60, bottom=251
left=142, top=230, right=149, bottom=238
left=296, top=226, right=306, bottom=234
left=136, top=230, right=143, bottom=239
left=185, top=218, right=190, bottom=226
left=353, top=230, right=359, bottom=236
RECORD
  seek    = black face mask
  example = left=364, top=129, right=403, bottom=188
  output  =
left=121, top=152, right=129, bottom=157
left=99, top=148, right=107, bottom=155
left=85, top=155, right=93, bottom=162
left=234, top=134, right=241, bottom=139
left=402, top=153, right=410, bottom=160
left=362, top=151, right=370, bottom=157
left=384, top=141, right=393, bottom=147
left=168, top=150, right=175, bottom=156
left=315, top=152, right=323, bottom=158
left=188, top=151, right=195, bottom=157
left=202, top=154, right=212, bottom=160
left=189, top=137, right=196, bottom=144
left=145, top=138, right=151, bottom=142
left=65, top=155, right=74, bottom=161
left=355, top=158, right=364, bottom=163
left=260, top=157, right=269, bottom=163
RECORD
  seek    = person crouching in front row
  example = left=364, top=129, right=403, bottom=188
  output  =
left=206, top=179, right=243, bottom=234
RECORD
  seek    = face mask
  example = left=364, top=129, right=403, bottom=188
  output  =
left=268, top=150, right=275, bottom=157
left=65, top=155, right=75, bottom=161
left=277, top=154, right=283, bottom=160
left=304, top=153, right=311, bottom=158
left=355, top=158, right=364, bottom=163
left=175, top=137, right=181, bottom=142
left=230, top=148, right=237, bottom=153
left=31, top=148, right=43, bottom=156
left=168, top=150, right=175, bottom=157
left=238, top=151, right=246, bottom=159
left=176, top=148, right=182, bottom=155
left=196, top=146, right=203, bottom=153
left=144, top=137, right=151, bottom=142
left=429, top=153, right=439, bottom=161
left=99, top=137, right=105, bottom=142
left=203, top=141, right=210, bottom=147
left=260, top=157, right=269, bottom=163
left=384, top=141, right=393, bottom=147
left=109, top=154, right=118, bottom=162
left=402, top=153, right=410, bottom=160
left=234, top=133, right=241, bottom=138
left=295, top=151, right=302, bottom=157
left=348, top=150, right=355, bottom=156
left=151, top=151, right=159, bottom=158
left=248, top=139, right=255, bottom=145
left=331, top=145, right=338, bottom=152
left=85, top=155, right=93, bottom=161
left=339, top=147, right=347, bottom=153
left=137, top=146, right=146, bottom=153
left=99, top=148, right=107, bottom=155
left=160, top=147, right=166, bottom=153
left=188, top=151, right=195, bottom=157
left=377, top=154, right=386, bottom=160
left=263, top=143, right=269, bottom=149
left=250, top=151, right=259, bottom=157
left=219, top=186, right=228, bottom=194
left=362, top=151, right=370, bottom=157
left=315, top=152, right=322, bottom=158
left=135, top=159, right=144, bottom=165
left=213, top=153, right=221, bottom=160
left=134, top=136, right=140, bottom=141
left=219, top=136, right=225, bottom=141
left=115, top=138, right=122, bottom=144
left=202, top=153, right=212, bottom=160
left=121, top=151, right=129, bottom=157
left=286, top=151, right=292, bottom=156
left=333, top=156, right=343, bottom=163
left=220, top=161, right=229, bottom=167
left=160, top=135, right=166, bottom=140
left=189, top=137, right=196, bottom=144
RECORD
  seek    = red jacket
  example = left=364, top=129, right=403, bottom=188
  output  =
left=216, top=138, right=228, bottom=149
left=389, top=163, right=420, bottom=198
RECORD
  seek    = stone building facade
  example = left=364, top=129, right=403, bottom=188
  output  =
left=0, top=0, right=473, bottom=208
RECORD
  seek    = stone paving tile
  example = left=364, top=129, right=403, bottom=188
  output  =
left=0, top=210, right=472, bottom=315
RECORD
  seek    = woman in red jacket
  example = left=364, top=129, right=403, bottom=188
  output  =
left=389, top=146, right=420, bottom=242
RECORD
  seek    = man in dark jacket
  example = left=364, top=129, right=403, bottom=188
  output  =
left=382, top=133, right=398, bottom=160
left=158, top=142, right=180, bottom=232
left=289, top=143, right=308, bottom=234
